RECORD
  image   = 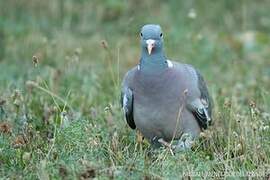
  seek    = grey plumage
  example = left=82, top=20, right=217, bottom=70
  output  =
left=121, top=24, right=212, bottom=149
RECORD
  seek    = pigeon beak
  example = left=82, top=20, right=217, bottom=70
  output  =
left=146, top=39, right=155, bottom=55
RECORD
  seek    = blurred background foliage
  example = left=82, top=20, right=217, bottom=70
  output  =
left=0, top=0, right=270, bottom=179
left=0, top=0, right=269, bottom=108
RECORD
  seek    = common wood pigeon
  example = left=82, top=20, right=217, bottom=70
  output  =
left=121, top=24, right=212, bottom=151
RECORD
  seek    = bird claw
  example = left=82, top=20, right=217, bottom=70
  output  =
left=157, top=133, right=194, bottom=154
left=158, top=138, right=175, bottom=155
left=174, top=133, right=194, bottom=152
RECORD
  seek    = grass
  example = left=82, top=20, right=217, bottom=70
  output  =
left=0, top=0, right=270, bottom=179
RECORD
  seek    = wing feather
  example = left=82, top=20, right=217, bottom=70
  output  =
left=121, top=88, right=136, bottom=129
left=121, top=67, right=137, bottom=129
left=193, top=69, right=212, bottom=129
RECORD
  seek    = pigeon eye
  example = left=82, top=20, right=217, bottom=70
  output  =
left=160, top=33, right=163, bottom=37
left=140, top=33, right=143, bottom=37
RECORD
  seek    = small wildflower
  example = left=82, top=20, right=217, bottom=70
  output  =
left=0, top=122, right=12, bottom=134
left=53, top=106, right=58, bottom=112
left=249, top=100, right=256, bottom=108
left=235, top=143, right=242, bottom=152
left=239, top=31, right=255, bottom=49
left=188, top=8, right=197, bottom=19
left=12, top=90, right=23, bottom=108
left=104, top=106, right=110, bottom=112
left=60, top=111, right=69, bottom=128
left=25, top=80, right=37, bottom=90
left=13, top=135, right=27, bottom=148
left=101, top=40, right=108, bottom=50
left=13, top=99, right=20, bottom=107
left=104, top=104, right=113, bottom=114
left=32, top=56, right=39, bottom=67
left=74, top=47, right=82, bottom=56
left=250, top=105, right=260, bottom=116
left=224, top=98, right=231, bottom=108
left=232, top=131, right=238, bottom=138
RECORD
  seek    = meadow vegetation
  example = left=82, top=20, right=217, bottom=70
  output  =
left=0, top=0, right=270, bottom=179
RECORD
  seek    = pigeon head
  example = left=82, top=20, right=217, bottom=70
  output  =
left=140, top=24, right=164, bottom=55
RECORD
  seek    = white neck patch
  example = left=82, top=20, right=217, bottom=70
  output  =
left=166, top=60, right=173, bottom=68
